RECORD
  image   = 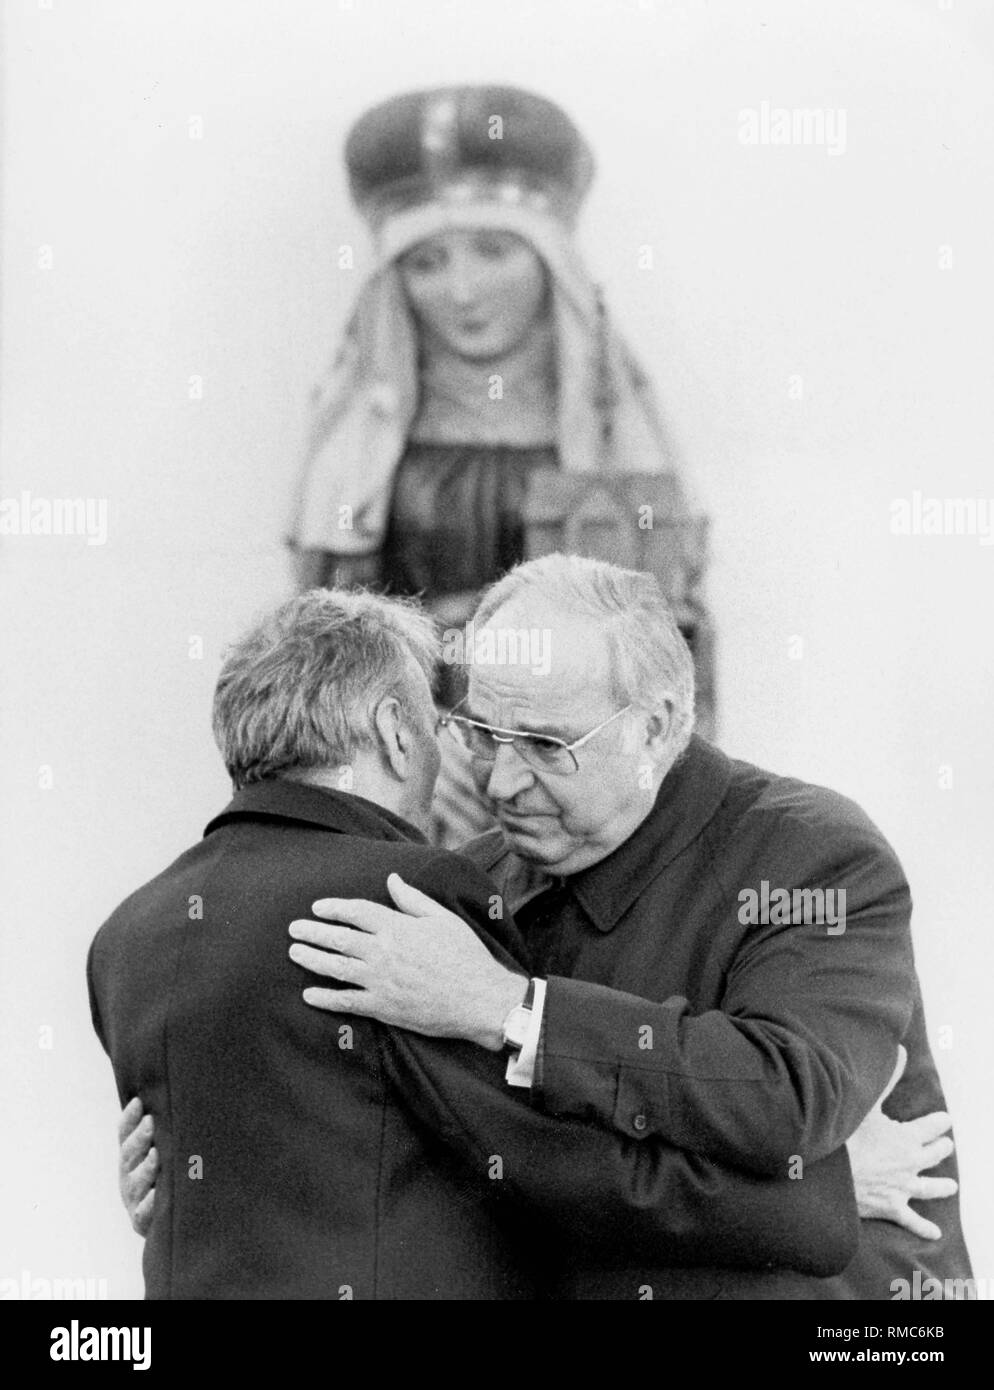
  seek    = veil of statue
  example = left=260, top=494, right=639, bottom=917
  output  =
left=288, top=85, right=715, bottom=842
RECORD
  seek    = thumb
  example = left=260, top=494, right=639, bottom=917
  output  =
left=877, top=1045, right=908, bottom=1110
left=896, top=1202, right=942, bottom=1243
left=387, top=873, right=447, bottom=918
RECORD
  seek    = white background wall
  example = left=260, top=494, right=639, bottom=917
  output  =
left=2, top=0, right=992, bottom=1299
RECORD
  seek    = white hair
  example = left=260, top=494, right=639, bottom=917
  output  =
left=213, top=588, right=439, bottom=789
left=473, top=553, right=696, bottom=752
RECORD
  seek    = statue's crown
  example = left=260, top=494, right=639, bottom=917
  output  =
left=346, top=85, right=594, bottom=229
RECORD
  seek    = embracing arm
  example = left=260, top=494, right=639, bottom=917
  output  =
left=289, top=857, right=954, bottom=1256
left=379, top=1018, right=859, bottom=1273
left=533, top=818, right=917, bottom=1175
left=113, top=1069, right=956, bottom=1253
left=290, top=857, right=858, bottom=1274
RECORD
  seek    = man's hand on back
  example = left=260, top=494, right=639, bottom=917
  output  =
left=118, top=1097, right=157, bottom=1236
left=847, top=1047, right=957, bottom=1241
left=289, top=873, right=527, bottom=1050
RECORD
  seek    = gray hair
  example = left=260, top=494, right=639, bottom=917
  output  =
left=213, top=588, right=439, bottom=789
left=473, top=553, right=696, bottom=752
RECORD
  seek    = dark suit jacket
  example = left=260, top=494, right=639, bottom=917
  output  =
left=467, top=736, right=973, bottom=1300
left=88, top=782, right=536, bottom=1300
left=88, top=777, right=857, bottom=1300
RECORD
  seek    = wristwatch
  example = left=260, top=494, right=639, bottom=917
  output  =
left=500, top=978, right=537, bottom=1052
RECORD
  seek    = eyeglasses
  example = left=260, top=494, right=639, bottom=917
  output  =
left=438, top=699, right=633, bottom=777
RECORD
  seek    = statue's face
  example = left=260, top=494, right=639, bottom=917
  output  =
left=397, top=229, right=549, bottom=360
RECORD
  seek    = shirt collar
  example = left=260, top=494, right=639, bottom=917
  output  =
left=203, top=778, right=427, bottom=845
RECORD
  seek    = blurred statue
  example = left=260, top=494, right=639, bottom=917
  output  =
left=288, top=85, right=713, bottom=841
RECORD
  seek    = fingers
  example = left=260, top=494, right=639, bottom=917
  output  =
left=132, top=1188, right=155, bottom=1239
left=907, top=1111, right=953, bottom=1144
left=289, top=942, right=367, bottom=983
left=912, top=1176, right=959, bottom=1203
left=121, top=1139, right=158, bottom=1236
left=117, top=1096, right=146, bottom=1146
left=918, top=1134, right=955, bottom=1170
left=289, top=919, right=369, bottom=958
left=877, top=1045, right=908, bottom=1108
left=119, top=1113, right=154, bottom=1173
left=301, top=986, right=372, bottom=1015
left=122, top=1144, right=158, bottom=1202
left=132, top=1146, right=159, bottom=1199
left=308, top=898, right=386, bottom=932
left=893, top=1203, right=942, bottom=1242
left=386, top=873, right=444, bottom=917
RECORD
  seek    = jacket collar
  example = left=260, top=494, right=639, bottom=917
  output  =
left=203, top=778, right=427, bottom=845
left=462, top=737, right=734, bottom=933
left=569, top=735, right=733, bottom=933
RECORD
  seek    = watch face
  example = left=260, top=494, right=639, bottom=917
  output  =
left=504, top=1004, right=530, bottom=1050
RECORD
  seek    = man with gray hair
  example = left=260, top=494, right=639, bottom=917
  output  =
left=287, top=552, right=971, bottom=1299
left=93, top=584, right=880, bottom=1299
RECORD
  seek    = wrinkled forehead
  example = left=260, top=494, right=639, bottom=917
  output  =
left=467, top=602, right=614, bottom=722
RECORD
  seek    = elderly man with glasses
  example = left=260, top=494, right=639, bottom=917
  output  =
left=443, top=699, right=635, bottom=776
left=114, top=557, right=970, bottom=1299
left=288, top=553, right=972, bottom=1299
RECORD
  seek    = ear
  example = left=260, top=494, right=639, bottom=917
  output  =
left=373, top=696, right=410, bottom=781
left=643, top=702, right=675, bottom=755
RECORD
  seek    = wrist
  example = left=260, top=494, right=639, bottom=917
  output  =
left=475, top=970, right=529, bottom=1052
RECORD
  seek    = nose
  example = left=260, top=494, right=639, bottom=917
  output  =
left=446, top=249, right=480, bottom=306
left=485, top=741, right=535, bottom=803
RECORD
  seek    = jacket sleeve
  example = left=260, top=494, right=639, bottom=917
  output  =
left=533, top=810, right=916, bottom=1176
left=380, top=1021, right=858, bottom=1275
left=376, top=854, right=860, bottom=1276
